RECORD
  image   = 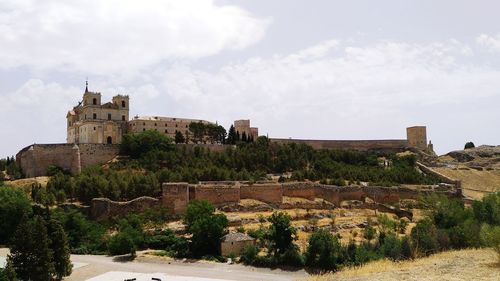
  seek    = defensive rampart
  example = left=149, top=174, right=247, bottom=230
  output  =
left=162, top=181, right=460, bottom=215
left=16, top=143, right=120, bottom=177
left=270, top=139, right=409, bottom=152
left=90, top=196, right=160, bottom=221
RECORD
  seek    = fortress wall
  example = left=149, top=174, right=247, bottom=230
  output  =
left=16, top=144, right=77, bottom=177
left=240, top=183, right=283, bottom=204
left=79, top=144, right=120, bottom=168
left=282, top=182, right=317, bottom=200
left=162, top=183, right=190, bottom=215
left=270, top=139, right=409, bottom=152
left=192, top=184, right=240, bottom=206
left=416, top=162, right=462, bottom=189
left=16, top=143, right=120, bottom=177
left=175, top=144, right=234, bottom=153
left=90, top=196, right=160, bottom=221
left=316, top=185, right=341, bottom=205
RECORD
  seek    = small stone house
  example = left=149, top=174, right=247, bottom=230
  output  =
left=220, top=232, right=256, bottom=256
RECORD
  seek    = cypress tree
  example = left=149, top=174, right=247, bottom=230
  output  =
left=48, top=219, right=72, bottom=280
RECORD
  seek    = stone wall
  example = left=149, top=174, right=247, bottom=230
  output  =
left=191, top=183, right=240, bottom=206
left=269, top=138, right=409, bottom=152
left=282, top=182, right=317, bottom=200
left=16, top=143, right=119, bottom=177
left=162, top=181, right=461, bottom=215
left=162, top=183, right=190, bottom=215
left=90, top=196, right=160, bottom=221
left=240, top=183, right=283, bottom=204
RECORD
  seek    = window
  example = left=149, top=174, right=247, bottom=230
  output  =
left=154, top=123, right=157, bottom=126
left=108, top=113, right=111, bottom=120
left=122, top=115, right=126, bottom=121
left=175, top=124, right=178, bottom=128
left=92, top=98, right=97, bottom=105
left=93, top=113, right=97, bottom=119
left=106, top=136, right=112, bottom=144
left=143, top=122, right=145, bottom=126
left=165, top=129, right=168, bottom=133
left=143, top=128, right=145, bottom=131
left=121, top=100, right=126, bottom=108
left=93, top=127, right=96, bottom=131
left=185, top=125, right=188, bottom=128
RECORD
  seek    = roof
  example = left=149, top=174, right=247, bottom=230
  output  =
left=221, top=232, right=255, bottom=242
left=131, top=115, right=213, bottom=124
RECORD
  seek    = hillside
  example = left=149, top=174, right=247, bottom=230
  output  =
left=305, top=248, right=499, bottom=281
left=432, top=145, right=500, bottom=199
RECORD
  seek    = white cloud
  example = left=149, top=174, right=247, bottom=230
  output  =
left=476, top=33, right=500, bottom=52
left=0, top=0, right=270, bottom=74
left=159, top=40, right=500, bottom=154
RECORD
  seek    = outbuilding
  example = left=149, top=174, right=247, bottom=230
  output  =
left=220, top=232, right=256, bottom=256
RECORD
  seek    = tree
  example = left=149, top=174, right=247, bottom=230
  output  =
left=48, top=219, right=72, bottom=280
left=227, top=125, right=237, bottom=145
left=120, top=130, right=173, bottom=158
left=174, top=131, right=185, bottom=144
left=183, top=200, right=228, bottom=257
left=9, top=216, right=54, bottom=281
left=267, top=212, right=297, bottom=257
left=305, top=229, right=341, bottom=270
left=0, top=187, right=32, bottom=244
left=464, top=142, right=475, bottom=149
left=188, top=122, right=206, bottom=144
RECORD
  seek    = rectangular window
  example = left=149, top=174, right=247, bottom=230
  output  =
left=122, top=115, right=126, bottom=121
left=165, top=129, right=168, bottom=133
left=108, top=113, right=111, bottom=120
left=93, top=113, right=97, bottom=119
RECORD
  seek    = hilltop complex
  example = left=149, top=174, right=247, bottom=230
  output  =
left=17, top=85, right=433, bottom=177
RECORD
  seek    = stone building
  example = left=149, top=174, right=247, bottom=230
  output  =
left=234, top=119, right=259, bottom=140
left=220, top=232, right=256, bottom=256
left=67, top=83, right=129, bottom=144
left=128, top=116, right=213, bottom=141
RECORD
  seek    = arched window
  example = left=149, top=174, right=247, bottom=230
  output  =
left=121, top=100, right=126, bottom=108
left=106, top=136, right=112, bottom=144
left=93, top=98, right=97, bottom=105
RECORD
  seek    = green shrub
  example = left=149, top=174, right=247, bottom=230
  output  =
left=401, top=236, right=413, bottom=259
left=108, top=232, right=136, bottom=256
left=380, top=234, right=402, bottom=261
left=240, top=244, right=259, bottom=265
left=0, top=187, right=32, bottom=244
left=279, top=246, right=304, bottom=267
left=410, top=218, right=439, bottom=256
left=305, top=229, right=341, bottom=270
left=479, top=224, right=500, bottom=262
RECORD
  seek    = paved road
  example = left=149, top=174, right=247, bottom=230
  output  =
left=68, top=254, right=307, bottom=281
left=1, top=248, right=307, bottom=281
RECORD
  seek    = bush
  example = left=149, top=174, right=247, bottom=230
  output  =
left=240, top=244, right=259, bottom=265
left=480, top=224, right=500, bottom=263
left=401, top=236, right=413, bottom=259
left=305, top=229, right=341, bottom=270
left=0, top=187, right=32, bottom=244
left=410, top=218, right=439, bottom=256
left=464, top=142, right=475, bottom=149
left=380, top=234, right=402, bottom=261
left=108, top=232, right=136, bottom=256
left=279, top=246, right=304, bottom=267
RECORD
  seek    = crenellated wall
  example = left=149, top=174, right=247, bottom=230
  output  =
left=240, top=183, right=283, bottom=204
left=270, top=139, right=409, bottom=152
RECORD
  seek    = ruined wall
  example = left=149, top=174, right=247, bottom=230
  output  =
left=192, top=183, right=240, bottom=206
left=16, top=143, right=119, bottom=177
left=282, top=182, right=317, bottom=200
left=270, top=138, right=409, bottom=152
left=162, top=183, right=190, bottom=215
left=240, top=183, right=283, bottom=204
left=90, top=196, right=160, bottom=221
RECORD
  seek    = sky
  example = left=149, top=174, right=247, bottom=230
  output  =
left=1, top=0, right=499, bottom=157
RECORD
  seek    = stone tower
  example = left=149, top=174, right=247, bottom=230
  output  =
left=406, top=126, right=427, bottom=150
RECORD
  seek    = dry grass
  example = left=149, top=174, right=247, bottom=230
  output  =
left=303, top=248, right=499, bottom=281
left=6, top=176, right=49, bottom=188
left=433, top=168, right=500, bottom=199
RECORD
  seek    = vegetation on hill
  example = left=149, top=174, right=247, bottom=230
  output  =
left=34, top=131, right=439, bottom=205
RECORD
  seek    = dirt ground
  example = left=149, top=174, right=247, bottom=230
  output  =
left=433, top=168, right=500, bottom=200
left=304, top=248, right=499, bottom=281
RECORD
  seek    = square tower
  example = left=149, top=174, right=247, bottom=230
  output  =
left=406, top=126, right=427, bottom=150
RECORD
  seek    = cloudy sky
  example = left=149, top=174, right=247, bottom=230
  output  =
left=1, top=0, right=499, bottom=157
